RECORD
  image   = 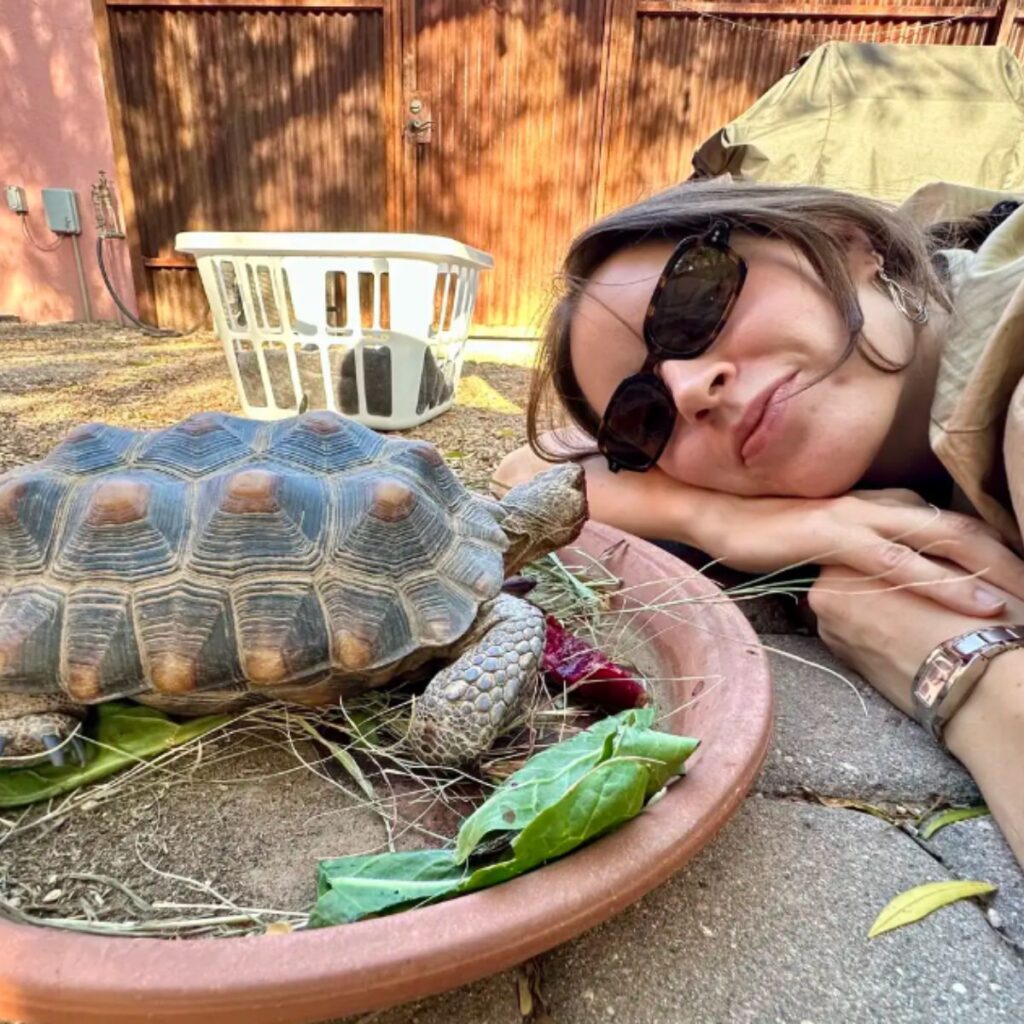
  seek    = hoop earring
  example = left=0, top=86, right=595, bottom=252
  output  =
left=877, top=267, right=928, bottom=324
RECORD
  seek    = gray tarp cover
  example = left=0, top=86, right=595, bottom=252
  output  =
left=691, top=42, right=1024, bottom=202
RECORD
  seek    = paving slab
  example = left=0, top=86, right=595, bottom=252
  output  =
left=758, top=634, right=981, bottom=805
left=930, top=815, right=1024, bottom=952
left=539, top=798, right=1022, bottom=1024
left=338, top=799, right=1023, bottom=1024
left=339, top=970, right=522, bottom=1024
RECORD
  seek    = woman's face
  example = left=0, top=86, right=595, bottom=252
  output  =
left=569, top=230, right=917, bottom=498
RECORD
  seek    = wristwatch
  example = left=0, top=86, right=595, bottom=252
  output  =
left=912, top=625, right=1024, bottom=742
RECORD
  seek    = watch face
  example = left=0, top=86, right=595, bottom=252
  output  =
left=952, top=633, right=989, bottom=656
left=915, top=651, right=957, bottom=706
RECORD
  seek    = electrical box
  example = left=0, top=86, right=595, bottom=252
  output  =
left=4, top=185, right=27, bottom=214
left=41, top=188, right=81, bottom=234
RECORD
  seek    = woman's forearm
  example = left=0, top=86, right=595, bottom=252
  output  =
left=581, top=458, right=712, bottom=546
left=493, top=441, right=711, bottom=548
left=945, top=648, right=1024, bottom=864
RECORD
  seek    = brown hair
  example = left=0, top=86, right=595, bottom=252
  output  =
left=526, top=178, right=952, bottom=461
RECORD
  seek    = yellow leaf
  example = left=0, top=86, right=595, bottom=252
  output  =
left=917, top=804, right=990, bottom=840
left=869, top=880, right=997, bottom=938
left=264, top=921, right=293, bottom=935
left=813, top=795, right=897, bottom=824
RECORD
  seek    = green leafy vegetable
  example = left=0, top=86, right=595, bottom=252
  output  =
left=0, top=702, right=230, bottom=809
left=310, top=708, right=699, bottom=927
left=869, top=880, right=997, bottom=938
left=314, top=849, right=469, bottom=925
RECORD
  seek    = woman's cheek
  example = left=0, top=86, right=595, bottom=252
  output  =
left=773, top=385, right=886, bottom=496
left=658, top=437, right=736, bottom=492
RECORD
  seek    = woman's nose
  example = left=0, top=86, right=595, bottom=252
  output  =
left=658, top=359, right=737, bottom=425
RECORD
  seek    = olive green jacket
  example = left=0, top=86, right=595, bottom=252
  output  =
left=902, top=183, right=1024, bottom=551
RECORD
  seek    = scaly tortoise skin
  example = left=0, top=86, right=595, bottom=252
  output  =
left=0, top=411, right=586, bottom=767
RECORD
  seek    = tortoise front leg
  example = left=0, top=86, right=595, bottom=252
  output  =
left=0, top=692, right=87, bottom=767
left=407, top=594, right=546, bottom=766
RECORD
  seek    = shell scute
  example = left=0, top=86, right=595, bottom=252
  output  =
left=62, top=588, right=144, bottom=701
left=402, top=574, right=480, bottom=647
left=189, top=465, right=326, bottom=579
left=264, top=413, right=386, bottom=473
left=134, top=581, right=243, bottom=693
left=319, top=576, right=415, bottom=676
left=0, top=583, right=64, bottom=693
left=432, top=541, right=505, bottom=602
left=52, top=472, right=188, bottom=583
left=0, top=470, right=72, bottom=578
left=382, top=440, right=469, bottom=512
left=132, top=412, right=263, bottom=477
left=42, top=423, right=140, bottom=475
left=328, top=471, right=455, bottom=579
left=234, top=581, right=330, bottom=687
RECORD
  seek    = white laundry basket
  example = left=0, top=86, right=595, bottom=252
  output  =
left=175, top=232, right=494, bottom=430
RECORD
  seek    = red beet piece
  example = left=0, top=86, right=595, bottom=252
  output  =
left=541, top=615, right=650, bottom=710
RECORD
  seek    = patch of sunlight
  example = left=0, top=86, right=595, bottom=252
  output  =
left=463, top=339, right=538, bottom=367
left=0, top=344, right=217, bottom=373
left=0, top=353, right=124, bottom=369
left=135, top=342, right=221, bottom=357
left=112, top=381, right=241, bottom=424
left=455, top=375, right=523, bottom=415
left=0, top=365, right=237, bottom=427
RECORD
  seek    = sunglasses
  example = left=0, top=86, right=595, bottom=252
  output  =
left=596, top=221, right=747, bottom=473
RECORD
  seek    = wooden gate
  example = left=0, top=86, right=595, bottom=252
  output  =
left=404, top=1, right=613, bottom=331
left=93, top=0, right=1024, bottom=333
left=94, top=0, right=401, bottom=327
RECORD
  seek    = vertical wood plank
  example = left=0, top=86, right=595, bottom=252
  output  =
left=594, top=0, right=639, bottom=220
left=988, top=0, right=1019, bottom=46
left=90, top=0, right=155, bottom=322
left=399, top=0, right=418, bottom=233
left=410, top=1, right=611, bottom=331
left=382, top=0, right=404, bottom=230
left=103, top=2, right=390, bottom=326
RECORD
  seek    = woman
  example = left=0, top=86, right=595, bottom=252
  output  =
left=495, top=179, right=1024, bottom=865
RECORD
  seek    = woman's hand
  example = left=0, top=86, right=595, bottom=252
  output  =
left=708, top=486, right=1024, bottom=615
left=808, top=564, right=1024, bottom=716
left=493, top=435, right=1024, bottom=618
left=809, top=564, right=1024, bottom=869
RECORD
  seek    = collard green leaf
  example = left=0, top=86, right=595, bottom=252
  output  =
left=453, top=707, right=697, bottom=863
left=612, top=724, right=700, bottom=800
left=0, top=702, right=230, bottom=808
left=310, top=849, right=467, bottom=925
left=311, top=709, right=700, bottom=927
left=453, top=716, right=622, bottom=863
left=918, top=805, right=990, bottom=840
left=458, top=758, right=650, bottom=893
left=868, top=880, right=997, bottom=938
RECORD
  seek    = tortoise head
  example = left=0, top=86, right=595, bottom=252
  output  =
left=497, top=463, right=588, bottom=574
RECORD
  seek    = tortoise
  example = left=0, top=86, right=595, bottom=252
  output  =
left=0, top=411, right=586, bottom=767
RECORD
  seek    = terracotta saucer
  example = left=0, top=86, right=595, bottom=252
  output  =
left=0, top=522, right=772, bottom=1024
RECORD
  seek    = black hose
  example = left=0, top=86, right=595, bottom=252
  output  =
left=95, top=237, right=205, bottom=337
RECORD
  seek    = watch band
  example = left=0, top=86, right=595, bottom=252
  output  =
left=911, top=625, right=1024, bottom=742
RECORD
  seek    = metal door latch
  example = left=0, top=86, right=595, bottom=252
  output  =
left=405, top=96, right=433, bottom=143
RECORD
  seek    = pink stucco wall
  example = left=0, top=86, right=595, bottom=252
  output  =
left=0, top=0, right=137, bottom=323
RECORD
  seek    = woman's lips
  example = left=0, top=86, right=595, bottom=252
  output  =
left=737, top=373, right=798, bottom=466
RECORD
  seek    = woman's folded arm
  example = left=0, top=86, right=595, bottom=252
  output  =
left=494, top=435, right=1024, bottom=616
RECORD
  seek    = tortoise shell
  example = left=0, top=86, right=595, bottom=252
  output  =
left=0, top=412, right=508, bottom=703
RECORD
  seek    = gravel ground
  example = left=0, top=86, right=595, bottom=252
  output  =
left=0, top=323, right=531, bottom=488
